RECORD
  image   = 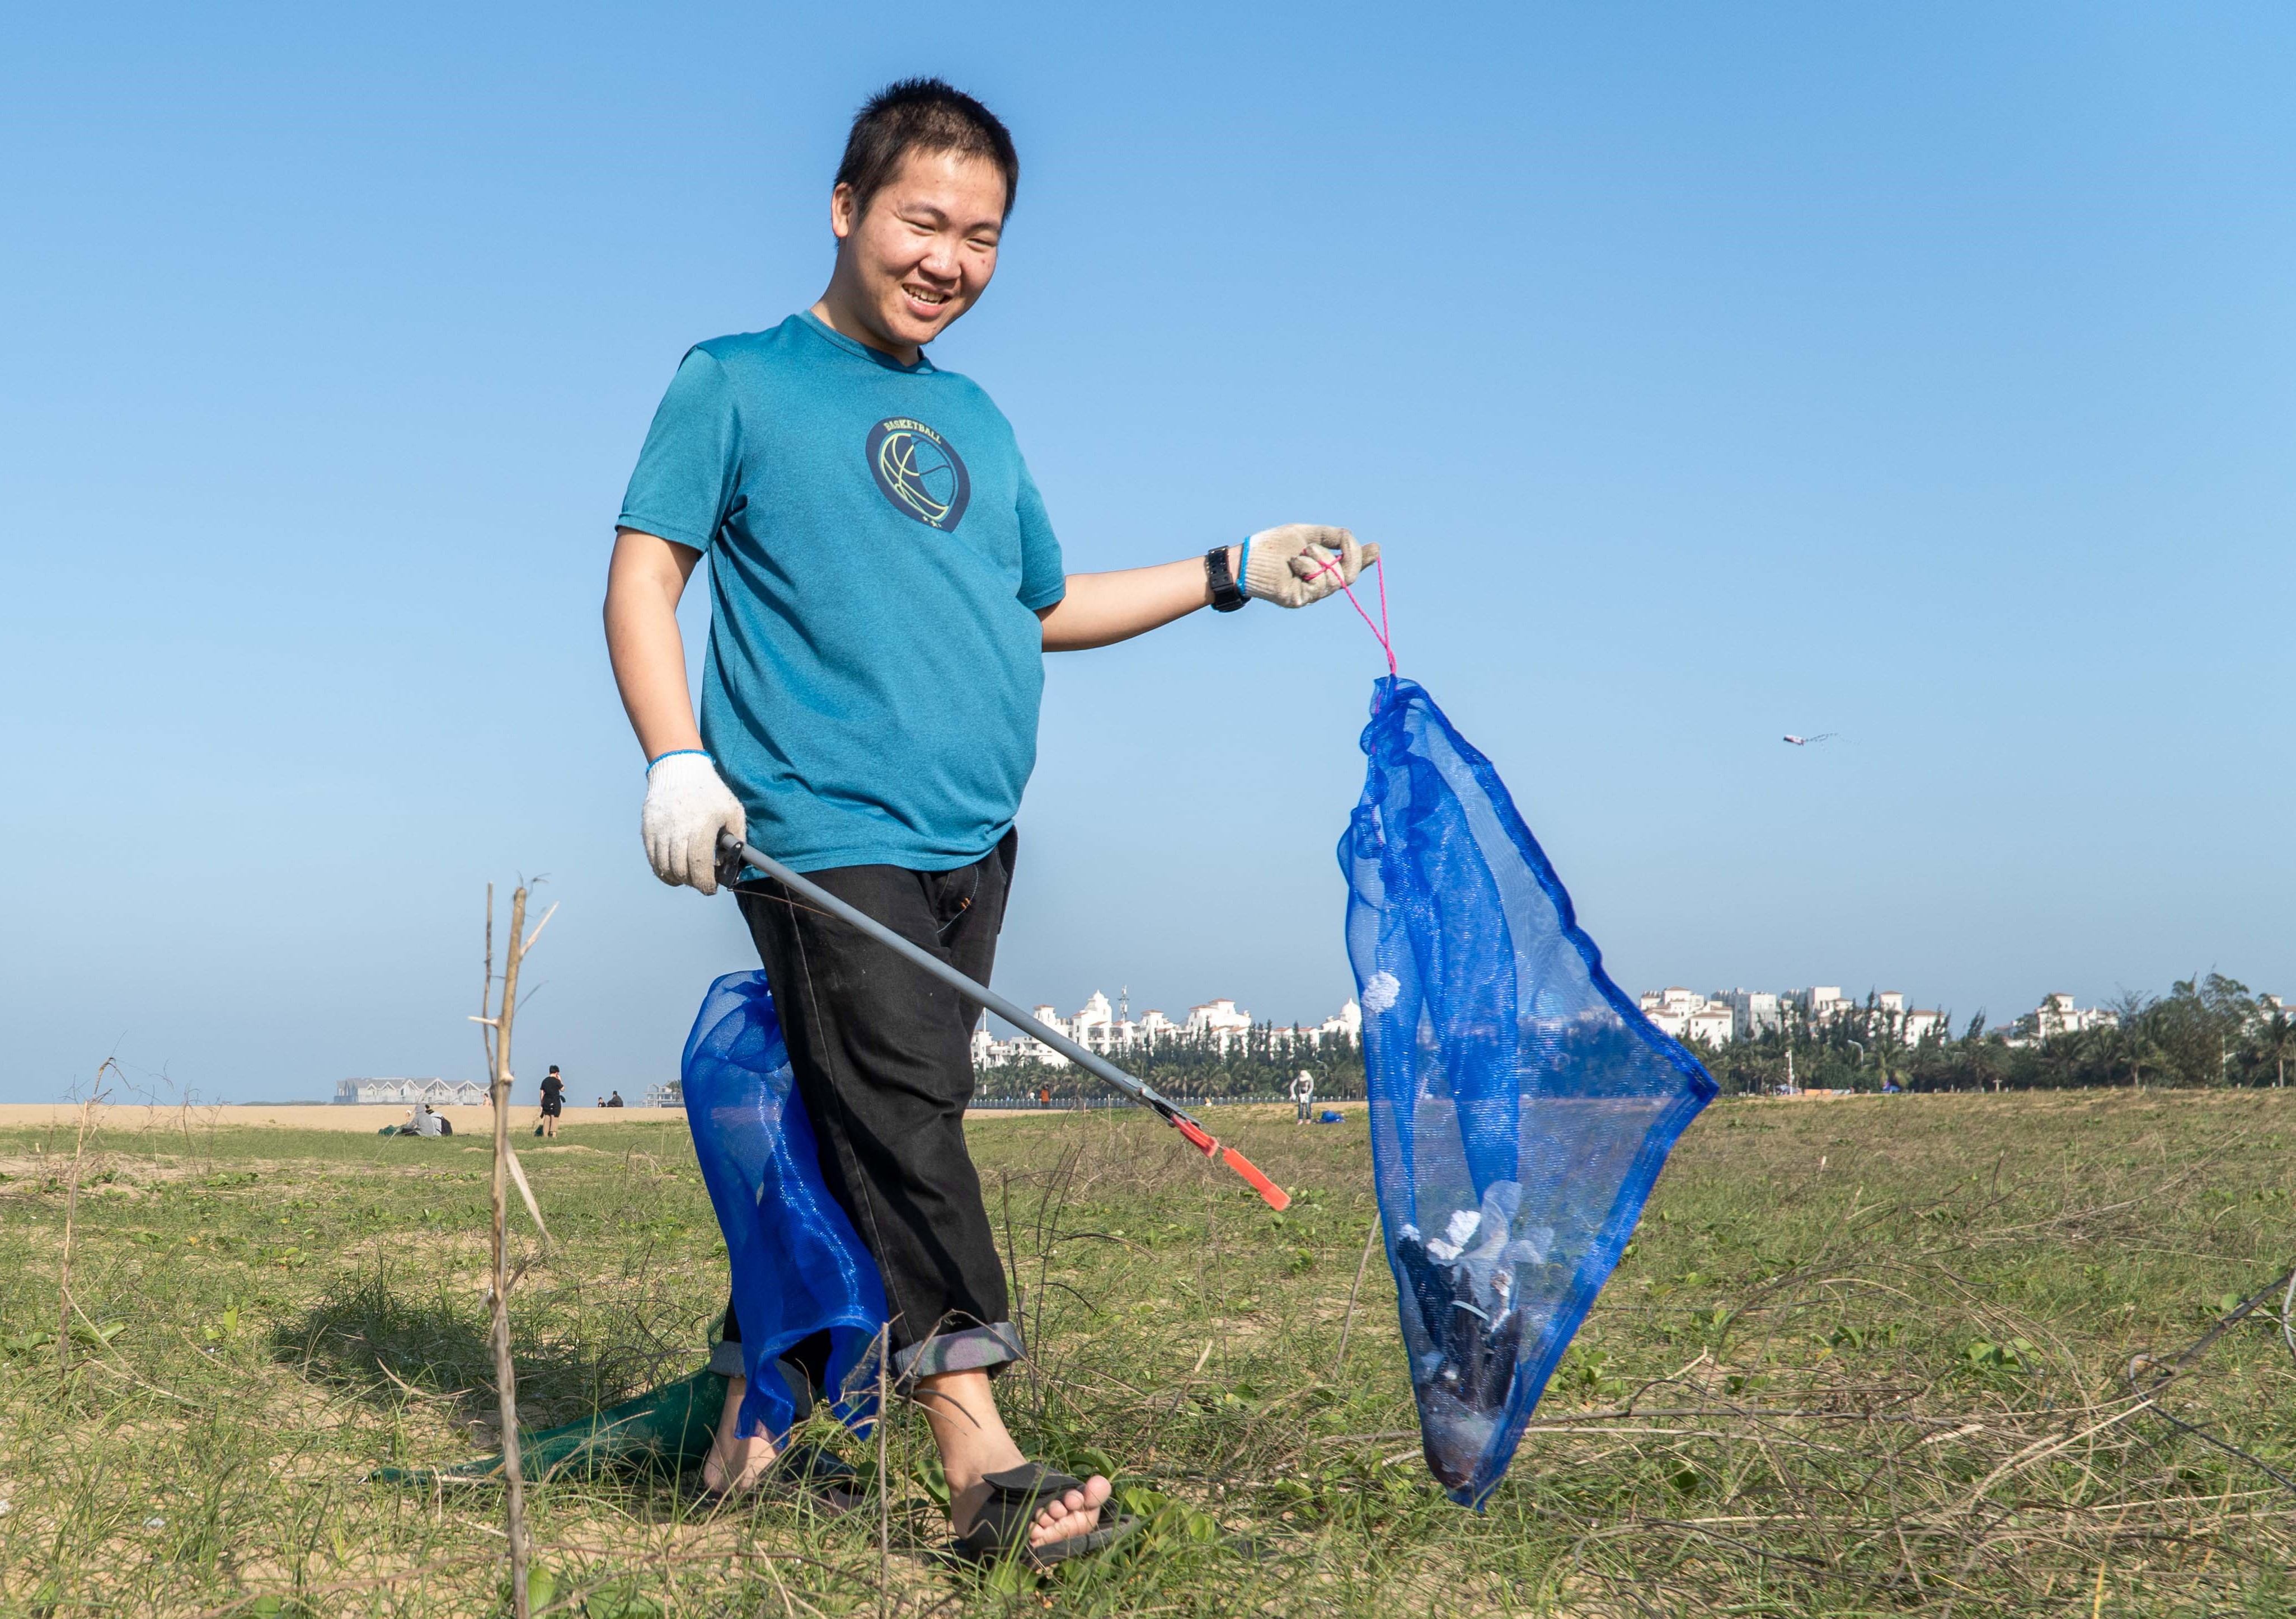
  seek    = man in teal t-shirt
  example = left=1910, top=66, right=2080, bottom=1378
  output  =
left=604, top=78, right=1376, bottom=1568
left=617, top=310, right=1068, bottom=872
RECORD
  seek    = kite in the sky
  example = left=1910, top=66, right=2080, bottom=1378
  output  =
left=1342, top=675, right=1716, bottom=1505
left=1782, top=732, right=1837, bottom=746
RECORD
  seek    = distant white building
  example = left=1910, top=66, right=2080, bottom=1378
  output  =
left=1013, top=1005, right=1072, bottom=1067
left=1184, top=999, right=1253, bottom=1055
left=1069, top=991, right=1116, bottom=1049
left=1636, top=989, right=1734, bottom=1046
left=1256, top=999, right=1366, bottom=1054
left=965, top=1003, right=1076, bottom=1070
left=1184, top=999, right=1253, bottom=1037
left=1719, top=990, right=1781, bottom=1039
left=643, top=1080, right=683, bottom=1108
left=971, top=991, right=1357, bottom=1070
left=1900, top=1008, right=1949, bottom=1044
left=1637, top=986, right=1947, bottom=1046
left=1793, top=986, right=1853, bottom=1023
left=1870, top=991, right=1948, bottom=1045
left=335, top=1077, right=487, bottom=1107
left=2014, top=992, right=2120, bottom=1044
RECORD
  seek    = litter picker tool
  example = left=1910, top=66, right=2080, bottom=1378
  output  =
left=716, top=832, right=1289, bottom=1211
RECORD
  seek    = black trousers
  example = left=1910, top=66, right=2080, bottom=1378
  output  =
left=722, top=830, right=1022, bottom=1384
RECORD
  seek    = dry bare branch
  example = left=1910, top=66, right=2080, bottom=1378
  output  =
left=504, top=1145, right=551, bottom=1244
left=487, top=882, right=534, bottom=1618
left=520, top=900, right=560, bottom=956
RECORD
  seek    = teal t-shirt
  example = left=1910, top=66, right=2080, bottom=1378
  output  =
left=617, top=313, right=1067, bottom=873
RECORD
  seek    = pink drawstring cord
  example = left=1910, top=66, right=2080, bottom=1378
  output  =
left=1303, top=550, right=1397, bottom=679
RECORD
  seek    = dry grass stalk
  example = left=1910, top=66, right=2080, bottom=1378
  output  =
left=486, top=882, right=534, bottom=1618
left=876, top=1322, right=891, bottom=1618
left=1333, top=1216, right=1382, bottom=1374
left=480, top=881, right=494, bottom=1072
left=56, top=1062, right=116, bottom=1390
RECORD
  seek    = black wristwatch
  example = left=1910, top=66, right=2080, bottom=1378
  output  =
left=1205, top=544, right=1247, bottom=613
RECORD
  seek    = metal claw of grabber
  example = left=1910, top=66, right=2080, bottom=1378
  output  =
left=711, top=831, right=1289, bottom=1211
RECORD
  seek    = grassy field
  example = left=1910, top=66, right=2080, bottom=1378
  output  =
left=3, top=1090, right=2294, bottom=1616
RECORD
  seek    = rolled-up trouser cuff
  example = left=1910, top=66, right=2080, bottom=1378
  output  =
left=891, top=1321, right=1026, bottom=1383
left=708, top=1335, right=745, bottom=1378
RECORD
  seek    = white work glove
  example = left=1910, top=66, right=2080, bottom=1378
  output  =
left=1241, top=524, right=1379, bottom=609
left=640, top=751, right=746, bottom=896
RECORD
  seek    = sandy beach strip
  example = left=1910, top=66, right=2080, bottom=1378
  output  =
left=0, top=1102, right=1084, bottom=1132
left=0, top=1103, right=687, bottom=1133
left=0, top=1100, right=1337, bottom=1132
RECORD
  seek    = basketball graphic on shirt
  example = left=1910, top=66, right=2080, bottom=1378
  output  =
left=865, top=417, right=972, bottom=530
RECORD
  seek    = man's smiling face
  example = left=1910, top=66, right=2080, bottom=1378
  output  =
left=827, top=148, right=1006, bottom=359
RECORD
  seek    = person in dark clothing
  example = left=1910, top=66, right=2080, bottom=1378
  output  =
left=539, top=1065, right=565, bottom=1138
left=605, top=1090, right=625, bottom=1108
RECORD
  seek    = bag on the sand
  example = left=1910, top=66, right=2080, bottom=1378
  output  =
left=1341, top=677, right=1715, bottom=1505
left=682, top=971, right=885, bottom=1442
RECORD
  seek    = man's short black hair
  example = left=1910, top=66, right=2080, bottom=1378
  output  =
left=835, top=77, right=1018, bottom=223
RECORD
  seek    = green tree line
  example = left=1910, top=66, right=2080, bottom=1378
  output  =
left=976, top=1024, right=1365, bottom=1100
left=975, top=973, right=2296, bottom=1102
left=1697, top=973, right=2296, bottom=1095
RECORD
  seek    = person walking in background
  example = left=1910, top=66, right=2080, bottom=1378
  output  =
left=1290, top=1069, right=1316, bottom=1123
left=539, top=1065, right=565, bottom=1138
left=605, top=77, right=1373, bottom=1561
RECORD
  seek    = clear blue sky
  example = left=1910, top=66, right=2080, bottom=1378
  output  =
left=4, top=3, right=2291, bottom=1103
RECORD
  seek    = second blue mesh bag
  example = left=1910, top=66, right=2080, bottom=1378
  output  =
left=1341, top=677, right=1716, bottom=1505
left=681, top=971, right=886, bottom=1442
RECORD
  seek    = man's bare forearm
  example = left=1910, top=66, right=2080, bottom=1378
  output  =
left=605, top=528, right=707, bottom=760
left=1036, top=547, right=1238, bottom=652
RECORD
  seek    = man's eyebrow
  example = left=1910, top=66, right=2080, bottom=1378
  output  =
left=896, top=200, right=1002, bottom=234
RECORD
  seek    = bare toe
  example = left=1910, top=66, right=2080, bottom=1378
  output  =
left=1028, top=1475, right=1111, bottom=1548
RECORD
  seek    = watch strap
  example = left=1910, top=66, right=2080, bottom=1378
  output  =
left=1205, top=544, right=1247, bottom=613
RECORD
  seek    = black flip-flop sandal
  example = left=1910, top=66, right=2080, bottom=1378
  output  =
left=952, top=1462, right=1140, bottom=1571
left=696, top=1441, right=860, bottom=1510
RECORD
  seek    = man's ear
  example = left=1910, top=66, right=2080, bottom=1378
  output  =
left=829, top=182, right=858, bottom=242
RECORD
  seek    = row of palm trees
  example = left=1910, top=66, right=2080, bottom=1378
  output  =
left=980, top=975, right=2296, bottom=1099
left=982, top=1025, right=1369, bottom=1101
left=1696, top=974, right=2296, bottom=1094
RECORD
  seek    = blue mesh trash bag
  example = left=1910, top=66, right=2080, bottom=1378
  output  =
left=1341, top=677, right=1716, bottom=1505
left=682, top=970, right=886, bottom=1443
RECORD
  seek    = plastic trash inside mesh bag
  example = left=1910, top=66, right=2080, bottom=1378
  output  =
left=1342, top=677, right=1716, bottom=1505
left=682, top=971, right=887, bottom=1442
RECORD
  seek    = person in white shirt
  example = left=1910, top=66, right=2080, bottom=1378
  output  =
left=1289, top=1070, right=1317, bottom=1124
